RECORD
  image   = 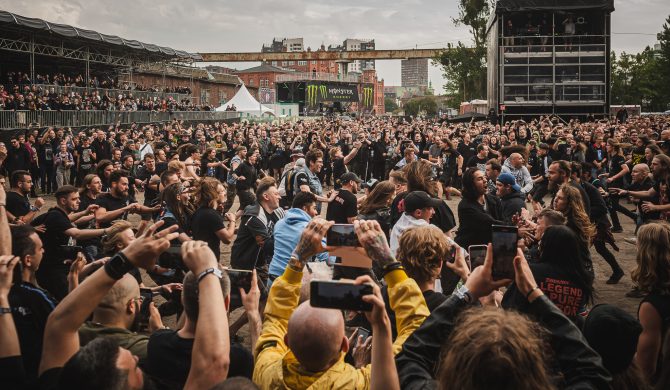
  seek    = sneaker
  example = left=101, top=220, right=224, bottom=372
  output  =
left=624, top=237, right=637, bottom=245
left=625, top=287, right=645, bottom=298
left=606, top=271, right=624, bottom=284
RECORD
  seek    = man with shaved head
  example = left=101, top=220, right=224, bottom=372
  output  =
left=77, top=272, right=161, bottom=360
left=501, top=152, right=534, bottom=194
left=253, top=218, right=429, bottom=388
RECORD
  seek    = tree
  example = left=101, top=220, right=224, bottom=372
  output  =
left=435, top=0, right=491, bottom=107
left=657, top=14, right=670, bottom=109
left=404, top=97, right=438, bottom=116
left=384, top=97, right=398, bottom=113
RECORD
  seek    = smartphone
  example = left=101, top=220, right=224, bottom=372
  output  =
left=327, top=224, right=360, bottom=247
left=139, top=288, right=154, bottom=326
left=351, top=327, right=371, bottom=351
left=468, top=245, right=488, bottom=269
left=226, top=269, right=254, bottom=307
left=491, top=225, right=518, bottom=280
left=310, top=280, right=373, bottom=311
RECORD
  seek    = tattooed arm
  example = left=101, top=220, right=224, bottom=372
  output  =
left=288, top=218, right=334, bottom=272
left=354, top=220, right=396, bottom=268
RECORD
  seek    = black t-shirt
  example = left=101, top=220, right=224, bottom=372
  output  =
left=326, top=189, right=358, bottom=223
left=9, top=282, right=58, bottom=381
left=95, top=193, right=130, bottom=229
left=190, top=207, right=225, bottom=257
left=40, top=207, right=75, bottom=268
left=332, top=158, right=346, bottom=188
left=234, top=161, right=257, bottom=191
left=6, top=191, right=30, bottom=218
left=295, top=171, right=311, bottom=192
left=77, top=145, right=95, bottom=170
left=144, top=329, right=254, bottom=389
left=466, top=155, right=488, bottom=172
left=136, top=166, right=159, bottom=205
left=608, top=154, right=626, bottom=187
left=457, top=142, right=475, bottom=165
left=231, top=207, right=280, bottom=270
left=0, top=356, right=26, bottom=389
left=440, top=150, right=461, bottom=177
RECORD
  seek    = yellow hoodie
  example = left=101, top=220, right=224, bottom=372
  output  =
left=253, top=266, right=429, bottom=389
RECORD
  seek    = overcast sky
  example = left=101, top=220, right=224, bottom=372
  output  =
left=2, top=0, right=669, bottom=92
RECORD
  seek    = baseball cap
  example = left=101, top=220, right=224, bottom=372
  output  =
left=362, top=178, right=379, bottom=190
left=340, top=172, right=362, bottom=184
left=497, top=173, right=521, bottom=192
left=404, top=191, right=442, bottom=213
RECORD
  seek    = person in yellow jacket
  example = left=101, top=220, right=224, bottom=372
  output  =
left=253, top=218, right=430, bottom=389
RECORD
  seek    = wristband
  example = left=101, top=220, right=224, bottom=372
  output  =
left=104, top=252, right=134, bottom=280
left=30, top=205, right=40, bottom=212
left=197, top=267, right=223, bottom=284
left=526, top=286, right=540, bottom=300
left=381, top=261, right=404, bottom=277
left=0, top=307, right=11, bottom=315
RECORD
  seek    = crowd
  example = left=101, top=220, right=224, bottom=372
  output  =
left=0, top=112, right=669, bottom=389
left=1, top=72, right=200, bottom=112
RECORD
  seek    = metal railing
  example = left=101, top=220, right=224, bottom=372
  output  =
left=276, top=72, right=360, bottom=83
left=0, top=110, right=240, bottom=129
left=6, top=84, right=191, bottom=102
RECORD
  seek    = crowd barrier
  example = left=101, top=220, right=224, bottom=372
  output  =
left=0, top=110, right=241, bottom=130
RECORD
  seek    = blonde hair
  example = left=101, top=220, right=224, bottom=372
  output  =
left=397, top=226, right=449, bottom=285
left=438, top=307, right=555, bottom=390
left=194, top=177, right=222, bottom=208
left=632, top=221, right=670, bottom=294
left=101, top=220, right=134, bottom=255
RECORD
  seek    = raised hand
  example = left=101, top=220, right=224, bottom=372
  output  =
left=122, top=220, right=179, bottom=270
left=513, top=249, right=542, bottom=302
left=289, top=218, right=332, bottom=270
left=354, top=220, right=395, bottom=268
left=180, top=240, right=219, bottom=275
left=0, top=256, right=19, bottom=296
left=240, top=269, right=260, bottom=317
left=444, top=243, right=470, bottom=281
left=464, top=244, right=512, bottom=300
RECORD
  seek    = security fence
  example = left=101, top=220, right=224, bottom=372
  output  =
left=0, top=110, right=241, bottom=129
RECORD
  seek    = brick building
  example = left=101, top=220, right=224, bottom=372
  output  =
left=360, top=69, right=385, bottom=115
left=233, top=64, right=291, bottom=90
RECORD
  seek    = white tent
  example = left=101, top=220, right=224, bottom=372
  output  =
left=215, top=84, right=275, bottom=116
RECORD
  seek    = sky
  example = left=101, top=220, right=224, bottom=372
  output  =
left=1, top=0, right=669, bottom=93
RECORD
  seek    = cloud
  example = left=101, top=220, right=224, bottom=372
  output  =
left=1, top=0, right=669, bottom=92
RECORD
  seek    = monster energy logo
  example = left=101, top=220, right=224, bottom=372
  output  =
left=306, top=84, right=327, bottom=106
left=362, top=86, right=374, bottom=107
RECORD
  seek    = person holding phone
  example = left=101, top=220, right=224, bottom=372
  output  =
left=253, top=218, right=428, bottom=389
left=455, top=168, right=504, bottom=250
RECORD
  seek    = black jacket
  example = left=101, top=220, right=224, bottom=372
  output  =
left=395, top=294, right=612, bottom=389
left=455, top=194, right=504, bottom=249
left=500, top=191, right=526, bottom=224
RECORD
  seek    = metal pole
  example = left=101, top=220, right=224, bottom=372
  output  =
left=85, top=47, right=90, bottom=93
left=30, top=35, right=35, bottom=82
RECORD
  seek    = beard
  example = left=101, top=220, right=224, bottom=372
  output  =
left=548, top=179, right=559, bottom=193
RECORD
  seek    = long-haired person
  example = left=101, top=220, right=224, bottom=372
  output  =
left=190, top=177, right=236, bottom=258
left=95, top=159, right=114, bottom=192
left=633, top=221, right=670, bottom=385
left=553, top=184, right=596, bottom=272
left=503, top=225, right=594, bottom=323
left=395, top=245, right=611, bottom=389
left=76, top=174, right=103, bottom=258
left=358, top=180, right=395, bottom=240
left=157, top=182, right=193, bottom=243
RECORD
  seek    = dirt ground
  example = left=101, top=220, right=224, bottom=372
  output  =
left=41, top=190, right=642, bottom=347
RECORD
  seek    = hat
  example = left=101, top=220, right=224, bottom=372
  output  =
left=362, top=178, right=379, bottom=190
left=404, top=191, right=442, bottom=213
left=291, top=148, right=304, bottom=158
left=340, top=172, right=362, bottom=184
left=582, top=304, right=642, bottom=374
left=497, top=173, right=521, bottom=192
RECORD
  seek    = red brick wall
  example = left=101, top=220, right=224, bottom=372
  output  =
left=126, top=73, right=245, bottom=105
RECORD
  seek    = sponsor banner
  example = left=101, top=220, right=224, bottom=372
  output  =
left=305, top=82, right=359, bottom=106
left=361, top=84, right=374, bottom=107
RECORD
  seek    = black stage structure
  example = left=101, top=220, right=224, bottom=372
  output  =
left=486, top=0, right=615, bottom=121
left=277, top=80, right=374, bottom=116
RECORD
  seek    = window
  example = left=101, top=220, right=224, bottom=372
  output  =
left=249, top=79, right=254, bottom=86
left=298, top=61, right=307, bottom=66
left=282, top=61, right=288, bottom=66
left=288, top=61, right=295, bottom=65
left=272, top=61, right=278, bottom=66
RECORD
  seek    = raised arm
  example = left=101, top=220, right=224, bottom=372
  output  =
left=0, top=186, right=10, bottom=255
left=182, top=241, right=230, bottom=389
left=0, top=256, right=21, bottom=358
left=39, top=222, right=178, bottom=374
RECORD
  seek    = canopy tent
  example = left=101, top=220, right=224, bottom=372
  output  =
left=215, top=84, right=275, bottom=116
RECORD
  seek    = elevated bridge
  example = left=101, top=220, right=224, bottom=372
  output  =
left=196, top=48, right=444, bottom=62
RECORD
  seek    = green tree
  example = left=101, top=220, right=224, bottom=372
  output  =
left=611, top=47, right=666, bottom=111
left=657, top=15, right=670, bottom=109
left=404, top=97, right=438, bottom=116
left=435, top=0, right=491, bottom=107
left=384, top=97, right=398, bottom=113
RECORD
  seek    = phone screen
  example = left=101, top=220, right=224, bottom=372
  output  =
left=310, top=280, right=373, bottom=311
left=351, top=327, right=371, bottom=351
left=468, top=245, right=488, bottom=269
left=227, top=269, right=254, bottom=307
left=491, top=225, right=518, bottom=280
left=327, top=224, right=360, bottom=247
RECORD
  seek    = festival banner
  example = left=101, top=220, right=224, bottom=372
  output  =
left=305, top=82, right=359, bottom=106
